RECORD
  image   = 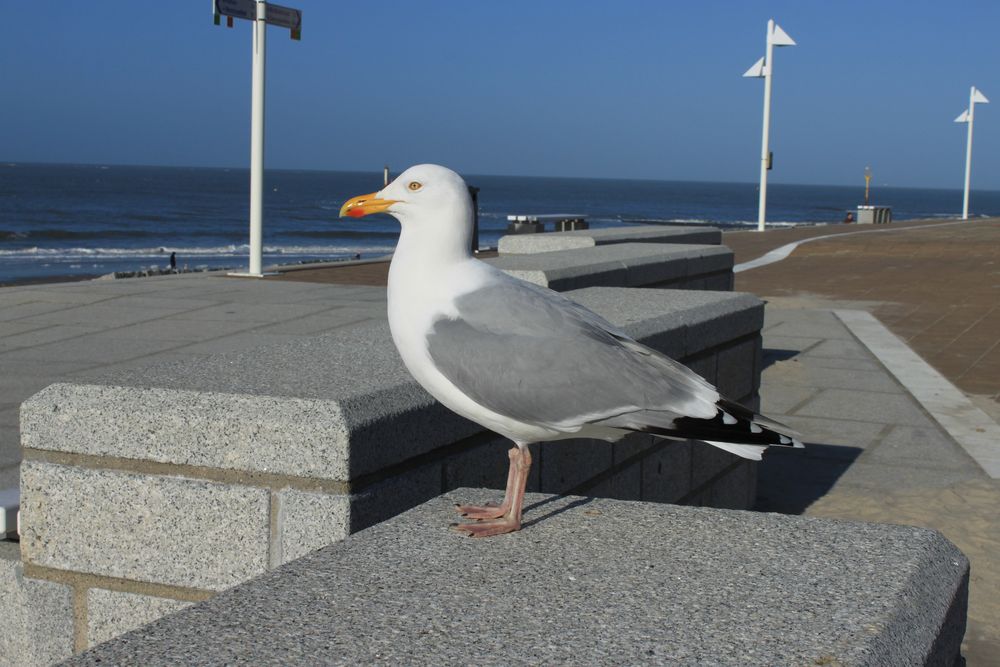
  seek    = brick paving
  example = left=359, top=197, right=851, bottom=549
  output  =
left=727, top=218, right=1000, bottom=405
left=727, top=217, right=1000, bottom=662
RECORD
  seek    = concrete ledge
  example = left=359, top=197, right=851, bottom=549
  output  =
left=20, top=461, right=270, bottom=591
left=86, top=589, right=193, bottom=650
left=16, top=288, right=766, bottom=652
left=22, top=288, right=763, bottom=479
left=19, top=289, right=764, bottom=556
left=486, top=243, right=733, bottom=291
left=0, top=553, right=74, bottom=667
left=498, top=224, right=722, bottom=254
left=66, top=491, right=969, bottom=666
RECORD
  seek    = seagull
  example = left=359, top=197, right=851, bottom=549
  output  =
left=340, top=164, right=802, bottom=537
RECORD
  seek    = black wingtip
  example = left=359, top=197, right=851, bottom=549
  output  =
left=634, top=402, right=802, bottom=451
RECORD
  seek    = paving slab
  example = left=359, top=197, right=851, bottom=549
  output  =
left=793, top=388, right=936, bottom=428
left=2, top=335, right=189, bottom=365
left=65, top=491, right=968, bottom=667
left=754, top=304, right=998, bottom=661
left=103, top=317, right=263, bottom=342
left=866, top=425, right=983, bottom=471
left=0, top=273, right=393, bottom=484
left=836, top=309, right=1000, bottom=478
left=763, top=360, right=901, bottom=392
left=21, top=303, right=205, bottom=328
left=758, top=334, right=822, bottom=355
left=0, top=324, right=108, bottom=352
left=775, top=414, right=888, bottom=452
left=833, top=460, right=980, bottom=491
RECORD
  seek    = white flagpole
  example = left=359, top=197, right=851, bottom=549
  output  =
left=744, top=20, right=795, bottom=232
left=956, top=86, right=989, bottom=221
left=756, top=20, right=776, bottom=233
left=248, top=0, right=267, bottom=275
left=962, top=86, right=976, bottom=220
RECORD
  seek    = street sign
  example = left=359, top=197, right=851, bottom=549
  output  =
left=215, top=0, right=255, bottom=21
left=211, top=0, right=302, bottom=276
left=214, top=0, right=301, bottom=39
left=266, top=3, right=302, bottom=32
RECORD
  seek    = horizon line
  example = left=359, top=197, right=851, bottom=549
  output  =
left=2, top=159, right=993, bottom=195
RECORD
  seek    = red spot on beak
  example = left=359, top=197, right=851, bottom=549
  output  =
left=346, top=206, right=366, bottom=218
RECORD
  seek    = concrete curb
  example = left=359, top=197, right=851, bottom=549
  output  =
left=835, top=309, right=1000, bottom=478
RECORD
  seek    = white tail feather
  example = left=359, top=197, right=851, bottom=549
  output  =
left=704, top=440, right=768, bottom=461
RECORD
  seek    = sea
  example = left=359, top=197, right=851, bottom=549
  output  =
left=2, top=162, right=999, bottom=285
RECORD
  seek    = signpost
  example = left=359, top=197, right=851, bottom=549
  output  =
left=213, top=0, right=302, bottom=277
left=743, top=19, right=795, bottom=233
left=954, top=86, right=989, bottom=220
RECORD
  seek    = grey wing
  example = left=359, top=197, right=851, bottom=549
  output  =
left=425, top=277, right=719, bottom=430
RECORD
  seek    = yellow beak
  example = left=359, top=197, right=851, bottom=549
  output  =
left=339, top=192, right=398, bottom=218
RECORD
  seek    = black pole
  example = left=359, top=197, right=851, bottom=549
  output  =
left=468, top=185, right=480, bottom=254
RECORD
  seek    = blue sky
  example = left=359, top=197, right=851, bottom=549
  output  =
left=1, top=1, right=998, bottom=188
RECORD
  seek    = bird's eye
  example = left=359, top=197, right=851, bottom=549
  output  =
left=408, top=181, right=422, bottom=191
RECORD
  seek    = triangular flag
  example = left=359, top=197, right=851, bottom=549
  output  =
left=955, top=110, right=970, bottom=123
left=743, top=57, right=766, bottom=78
left=972, top=88, right=989, bottom=104
left=771, top=23, right=796, bottom=46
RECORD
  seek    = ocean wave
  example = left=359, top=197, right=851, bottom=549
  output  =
left=625, top=217, right=711, bottom=224
left=1, top=228, right=163, bottom=241
left=0, top=244, right=396, bottom=259
left=129, top=213, right=174, bottom=223
left=725, top=220, right=809, bottom=228
left=284, top=229, right=401, bottom=240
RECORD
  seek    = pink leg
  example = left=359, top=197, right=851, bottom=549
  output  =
left=453, top=446, right=532, bottom=538
left=454, top=447, right=518, bottom=520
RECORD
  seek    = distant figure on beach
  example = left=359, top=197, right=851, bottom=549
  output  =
left=169, top=252, right=177, bottom=270
left=844, top=212, right=854, bottom=224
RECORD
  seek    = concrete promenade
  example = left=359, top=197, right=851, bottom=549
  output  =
left=0, top=275, right=388, bottom=490
left=268, top=219, right=1000, bottom=661
left=1, top=218, right=999, bottom=661
left=726, top=217, right=1000, bottom=663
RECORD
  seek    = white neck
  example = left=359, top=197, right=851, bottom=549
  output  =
left=388, top=192, right=474, bottom=288
left=385, top=196, right=481, bottom=370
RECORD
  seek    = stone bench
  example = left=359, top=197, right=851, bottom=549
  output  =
left=64, top=491, right=969, bottom=666
left=487, top=243, right=733, bottom=292
left=5, top=286, right=765, bottom=661
left=498, top=224, right=722, bottom=254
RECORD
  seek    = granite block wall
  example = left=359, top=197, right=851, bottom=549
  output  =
left=8, top=286, right=766, bottom=656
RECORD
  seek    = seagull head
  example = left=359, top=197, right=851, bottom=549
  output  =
left=340, top=164, right=475, bottom=260
left=339, top=164, right=471, bottom=224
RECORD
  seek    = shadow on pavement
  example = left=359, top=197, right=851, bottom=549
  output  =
left=754, top=441, right=862, bottom=514
left=761, top=348, right=799, bottom=371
